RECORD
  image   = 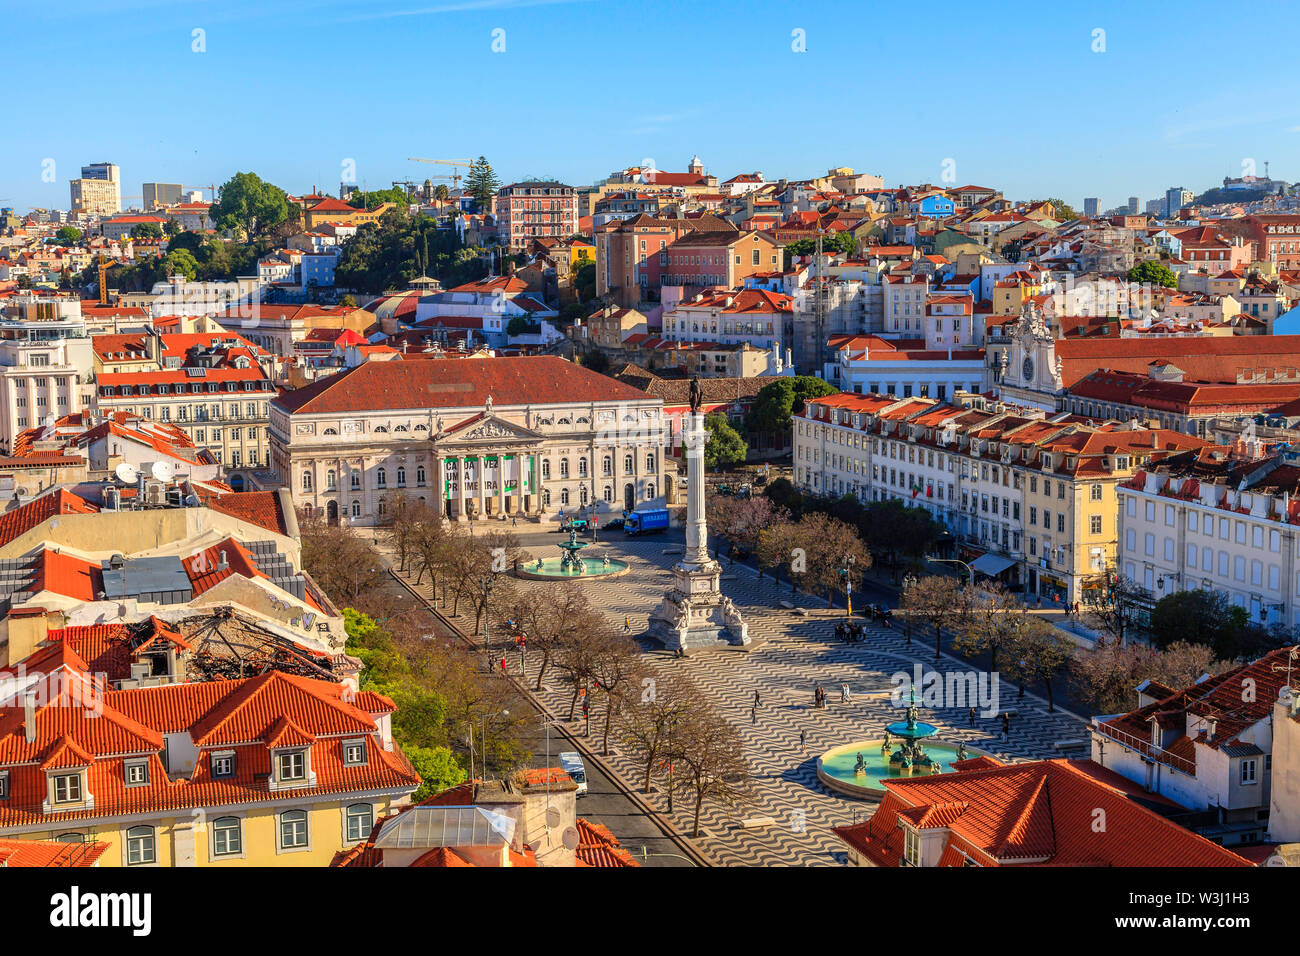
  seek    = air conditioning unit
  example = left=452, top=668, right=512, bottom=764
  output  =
left=145, top=480, right=166, bottom=505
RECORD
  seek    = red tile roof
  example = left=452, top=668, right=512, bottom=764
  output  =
left=0, top=838, right=108, bottom=867
left=274, top=356, right=650, bottom=416
left=0, top=489, right=99, bottom=549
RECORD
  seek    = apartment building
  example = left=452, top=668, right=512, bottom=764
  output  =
left=0, top=298, right=96, bottom=453
left=69, top=162, right=121, bottom=217
left=496, top=182, right=578, bottom=252
left=1115, top=444, right=1300, bottom=628
left=794, top=391, right=1207, bottom=603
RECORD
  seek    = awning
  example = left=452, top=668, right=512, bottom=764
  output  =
left=970, top=553, right=1017, bottom=576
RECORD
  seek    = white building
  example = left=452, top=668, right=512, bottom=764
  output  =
left=661, top=288, right=792, bottom=375
left=822, top=335, right=985, bottom=402
left=271, top=355, right=669, bottom=525
left=1115, top=446, right=1300, bottom=629
left=0, top=297, right=96, bottom=452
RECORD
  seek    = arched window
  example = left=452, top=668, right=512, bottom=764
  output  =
left=560, top=488, right=570, bottom=505
left=126, top=825, right=156, bottom=865
left=374, top=425, right=388, bottom=434
left=578, top=457, right=588, bottom=477
left=324, top=427, right=338, bottom=436
left=351, top=500, right=361, bottom=517
left=279, top=810, right=309, bottom=850
left=301, top=472, right=312, bottom=492
left=212, top=816, right=242, bottom=857
left=54, top=832, right=86, bottom=844
left=346, top=803, right=374, bottom=843
left=646, top=482, right=657, bottom=500
left=541, top=459, right=551, bottom=479
left=377, top=499, right=386, bottom=516
left=603, top=485, right=613, bottom=502
left=350, top=473, right=360, bottom=490
left=543, top=489, right=552, bottom=507
left=559, top=459, right=569, bottom=478
left=376, top=468, right=387, bottom=488
left=580, top=486, right=589, bottom=505
left=624, top=454, right=634, bottom=474
left=416, top=466, right=426, bottom=486
left=326, top=469, right=336, bottom=491
left=646, top=453, right=656, bottom=472
left=396, top=466, right=406, bottom=486
left=602, top=456, right=612, bottom=476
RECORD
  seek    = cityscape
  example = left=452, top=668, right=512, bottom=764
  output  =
left=0, top=0, right=1291, bottom=933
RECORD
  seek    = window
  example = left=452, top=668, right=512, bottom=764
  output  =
left=277, top=750, right=306, bottom=782
left=416, top=466, right=426, bottom=486
left=301, top=472, right=312, bottom=492
left=212, top=816, right=242, bottom=857
left=279, top=810, right=309, bottom=850
left=124, top=760, right=149, bottom=787
left=211, top=752, right=235, bottom=778
left=342, top=739, right=367, bottom=766
left=396, top=466, right=406, bottom=487
left=0, top=771, right=7, bottom=799
left=1241, top=759, right=1257, bottom=785
left=326, top=470, right=337, bottom=491
left=559, top=459, right=569, bottom=479
left=1090, top=515, right=1102, bottom=535
left=624, top=454, right=634, bottom=474
left=346, top=803, right=374, bottom=842
left=376, top=467, right=387, bottom=489
left=903, top=827, right=920, bottom=866
left=126, top=826, right=156, bottom=865
left=53, top=773, right=81, bottom=804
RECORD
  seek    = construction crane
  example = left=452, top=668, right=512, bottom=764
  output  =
left=96, top=253, right=115, bottom=306
left=407, top=158, right=476, bottom=190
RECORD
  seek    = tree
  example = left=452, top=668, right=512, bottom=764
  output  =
left=1080, top=574, right=1148, bottom=646
left=1070, top=638, right=1224, bottom=715
left=951, top=583, right=1025, bottom=673
left=783, top=231, right=857, bottom=265
left=434, top=184, right=450, bottom=202
left=504, top=583, right=604, bottom=692
left=55, top=226, right=82, bottom=245
left=1127, top=260, right=1178, bottom=289
left=297, top=511, right=387, bottom=610
left=163, top=218, right=180, bottom=237
left=1038, top=198, right=1077, bottom=220
left=1007, top=616, right=1074, bottom=713
left=902, top=575, right=967, bottom=660
left=130, top=222, right=163, bottom=240
left=465, top=157, right=501, bottom=210
left=666, top=698, right=755, bottom=838
left=857, top=498, right=944, bottom=576
left=209, top=171, right=291, bottom=239
left=579, top=348, right=609, bottom=373
left=704, top=412, right=747, bottom=469
left=588, top=630, right=646, bottom=756
left=746, top=376, right=837, bottom=435
left=763, top=476, right=803, bottom=516
left=405, top=745, right=468, bottom=800
left=161, top=249, right=199, bottom=281
left=786, top=511, right=870, bottom=606
left=348, top=186, right=412, bottom=210
left=707, top=495, right=789, bottom=561
left=1148, top=587, right=1263, bottom=658
left=617, top=672, right=697, bottom=792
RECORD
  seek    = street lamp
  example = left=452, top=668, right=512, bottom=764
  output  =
left=928, top=556, right=973, bottom=586
left=479, top=707, right=509, bottom=779
left=838, top=554, right=856, bottom=619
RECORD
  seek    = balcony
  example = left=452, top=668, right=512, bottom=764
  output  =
left=1093, top=720, right=1195, bottom=776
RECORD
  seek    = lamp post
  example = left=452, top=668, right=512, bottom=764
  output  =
left=838, top=553, right=856, bottom=619
left=901, top=572, right=917, bottom=645
left=479, top=707, right=509, bottom=779
left=928, top=556, right=973, bottom=586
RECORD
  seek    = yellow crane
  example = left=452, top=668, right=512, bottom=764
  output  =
left=407, top=158, right=476, bottom=190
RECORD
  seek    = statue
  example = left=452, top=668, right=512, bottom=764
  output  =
left=853, top=752, right=866, bottom=775
left=602, top=553, right=611, bottom=569
left=435, top=414, right=445, bottom=438
left=688, top=375, right=702, bottom=413
left=485, top=393, right=494, bottom=415
left=957, top=741, right=968, bottom=761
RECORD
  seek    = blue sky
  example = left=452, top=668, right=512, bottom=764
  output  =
left=5, top=0, right=1300, bottom=212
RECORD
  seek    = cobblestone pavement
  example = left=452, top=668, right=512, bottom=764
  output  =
left=394, top=533, right=1089, bottom=866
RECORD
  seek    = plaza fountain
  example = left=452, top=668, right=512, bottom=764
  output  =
left=514, top=529, right=630, bottom=581
left=815, top=690, right=986, bottom=798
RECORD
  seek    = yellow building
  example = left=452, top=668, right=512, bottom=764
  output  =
left=0, top=658, right=419, bottom=867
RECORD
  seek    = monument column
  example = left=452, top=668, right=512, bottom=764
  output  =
left=477, top=454, right=486, bottom=517
left=433, top=452, right=444, bottom=515
left=498, top=453, right=506, bottom=516
left=682, top=414, right=711, bottom=568
left=458, top=455, right=469, bottom=519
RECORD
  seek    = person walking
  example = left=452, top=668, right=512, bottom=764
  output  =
left=499, top=654, right=507, bottom=675
left=751, top=705, right=758, bottom=725
left=1001, top=712, right=1011, bottom=742
left=799, top=728, right=807, bottom=754
left=624, top=616, right=631, bottom=634
left=968, top=706, right=976, bottom=727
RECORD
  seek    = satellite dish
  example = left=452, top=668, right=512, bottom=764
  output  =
left=560, top=826, right=580, bottom=851
left=151, top=460, right=175, bottom=482
left=115, top=462, right=138, bottom=484
left=545, top=807, right=562, bottom=830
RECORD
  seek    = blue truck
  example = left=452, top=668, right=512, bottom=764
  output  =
left=624, top=508, right=670, bottom=536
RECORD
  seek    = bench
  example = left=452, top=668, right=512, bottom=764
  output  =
left=779, top=601, right=794, bottom=609
left=1053, top=739, right=1089, bottom=750
left=737, top=815, right=777, bottom=829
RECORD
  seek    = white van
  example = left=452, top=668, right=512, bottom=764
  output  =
left=558, top=752, right=587, bottom=796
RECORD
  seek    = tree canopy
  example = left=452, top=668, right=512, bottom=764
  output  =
left=1127, top=260, right=1179, bottom=289
left=348, top=186, right=412, bottom=210
left=465, top=157, right=501, bottom=210
left=746, top=375, right=837, bottom=434
left=209, top=171, right=292, bottom=239
left=703, top=413, right=748, bottom=469
left=784, top=231, right=857, bottom=265
left=334, top=209, right=486, bottom=293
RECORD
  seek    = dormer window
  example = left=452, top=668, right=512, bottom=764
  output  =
left=277, top=750, right=306, bottom=782
left=342, top=739, right=368, bottom=767
left=211, top=752, right=235, bottom=778
left=0, top=770, right=8, bottom=800
left=902, top=825, right=920, bottom=866
left=124, top=759, right=149, bottom=787
left=52, top=773, right=82, bottom=805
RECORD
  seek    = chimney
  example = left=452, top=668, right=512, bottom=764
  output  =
left=218, top=550, right=228, bottom=571
left=24, top=692, right=36, bottom=744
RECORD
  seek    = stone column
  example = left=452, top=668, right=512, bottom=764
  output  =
left=433, top=453, right=444, bottom=516
left=458, top=455, right=469, bottom=519
left=477, top=454, right=486, bottom=517
left=497, top=453, right=506, bottom=516
left=683, top=412, right=711, bottom=568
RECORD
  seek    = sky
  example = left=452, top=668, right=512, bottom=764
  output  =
left=5, top=0, right=1300, bottom=213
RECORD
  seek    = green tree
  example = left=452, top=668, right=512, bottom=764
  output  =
left=209, top=171, right=291, bottom=239
left=163, top=218, right=180, bottom=237
left=348, top=186, right=411, bottom=210
left=580, top=349, right=610, bottom=373
left=1148, top=588, right=1262, bottom=658
left=404, top=745, right=468, bottom=800
left=1127, top=260, right=1179, bottom=289
left=434, top=184, right=450, bottom=202
left=783, top=231, right=857, bottom=265
left=55, top=226, right=82, bottom=245
left=746, top=375, right=837, bottom=435
left=1038, top=198, right=1077, bottom=220
left=704, top=412, right=747, bottom=469
left=161, top=249, right=199, bottom=281
left=130, top=222, right=163, bottom=240
left=465, top=157, right=501, bottom=210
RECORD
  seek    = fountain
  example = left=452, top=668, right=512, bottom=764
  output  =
left=815, top=690, right=987, bottom=798
left=514, top=529, right=630, bottom=581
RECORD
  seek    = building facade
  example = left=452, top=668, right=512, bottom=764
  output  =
left=497, top=182, right=578, bottom=252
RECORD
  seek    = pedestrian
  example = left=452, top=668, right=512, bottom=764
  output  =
left=499, top=655, right=507, bottom=675
left=1001, top=712, right=1011, bottom=742
left=754, top=689, right=761, bottom=707
left=968, top=706, right=976, bottom=727
left=512, top=515, right=518, bottom=527
left=624, top=616, right=631, bottom=634
left=799, top=728, right=807, bottom=753
left=751, top=705, right=758, bottom=725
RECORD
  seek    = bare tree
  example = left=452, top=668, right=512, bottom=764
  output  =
left=503, top=583, right=602, bottom=691
left=617, top=671, right=698, bottom=792
left=707, top=495, right=789, bottom=563
left=1007, top=616, right=1075, bottom=713
left=665, top=695, right=755, bottom=838
left=951, top=582, right=1025, bottom=673
left=902, top=574, right=967, bottom=660
left=588, top=629, right=647, bottom=756
left=1080, top=573, right=1149, bottom=646
left=789, top=511, right=872, bottom=607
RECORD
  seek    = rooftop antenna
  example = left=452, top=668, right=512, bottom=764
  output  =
left=114, top=462, right=138, bottom=485
left=151, top=460, right=175, bottom=482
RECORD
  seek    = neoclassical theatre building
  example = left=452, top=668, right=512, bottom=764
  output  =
left=270, top=356, right=669, bottom=524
